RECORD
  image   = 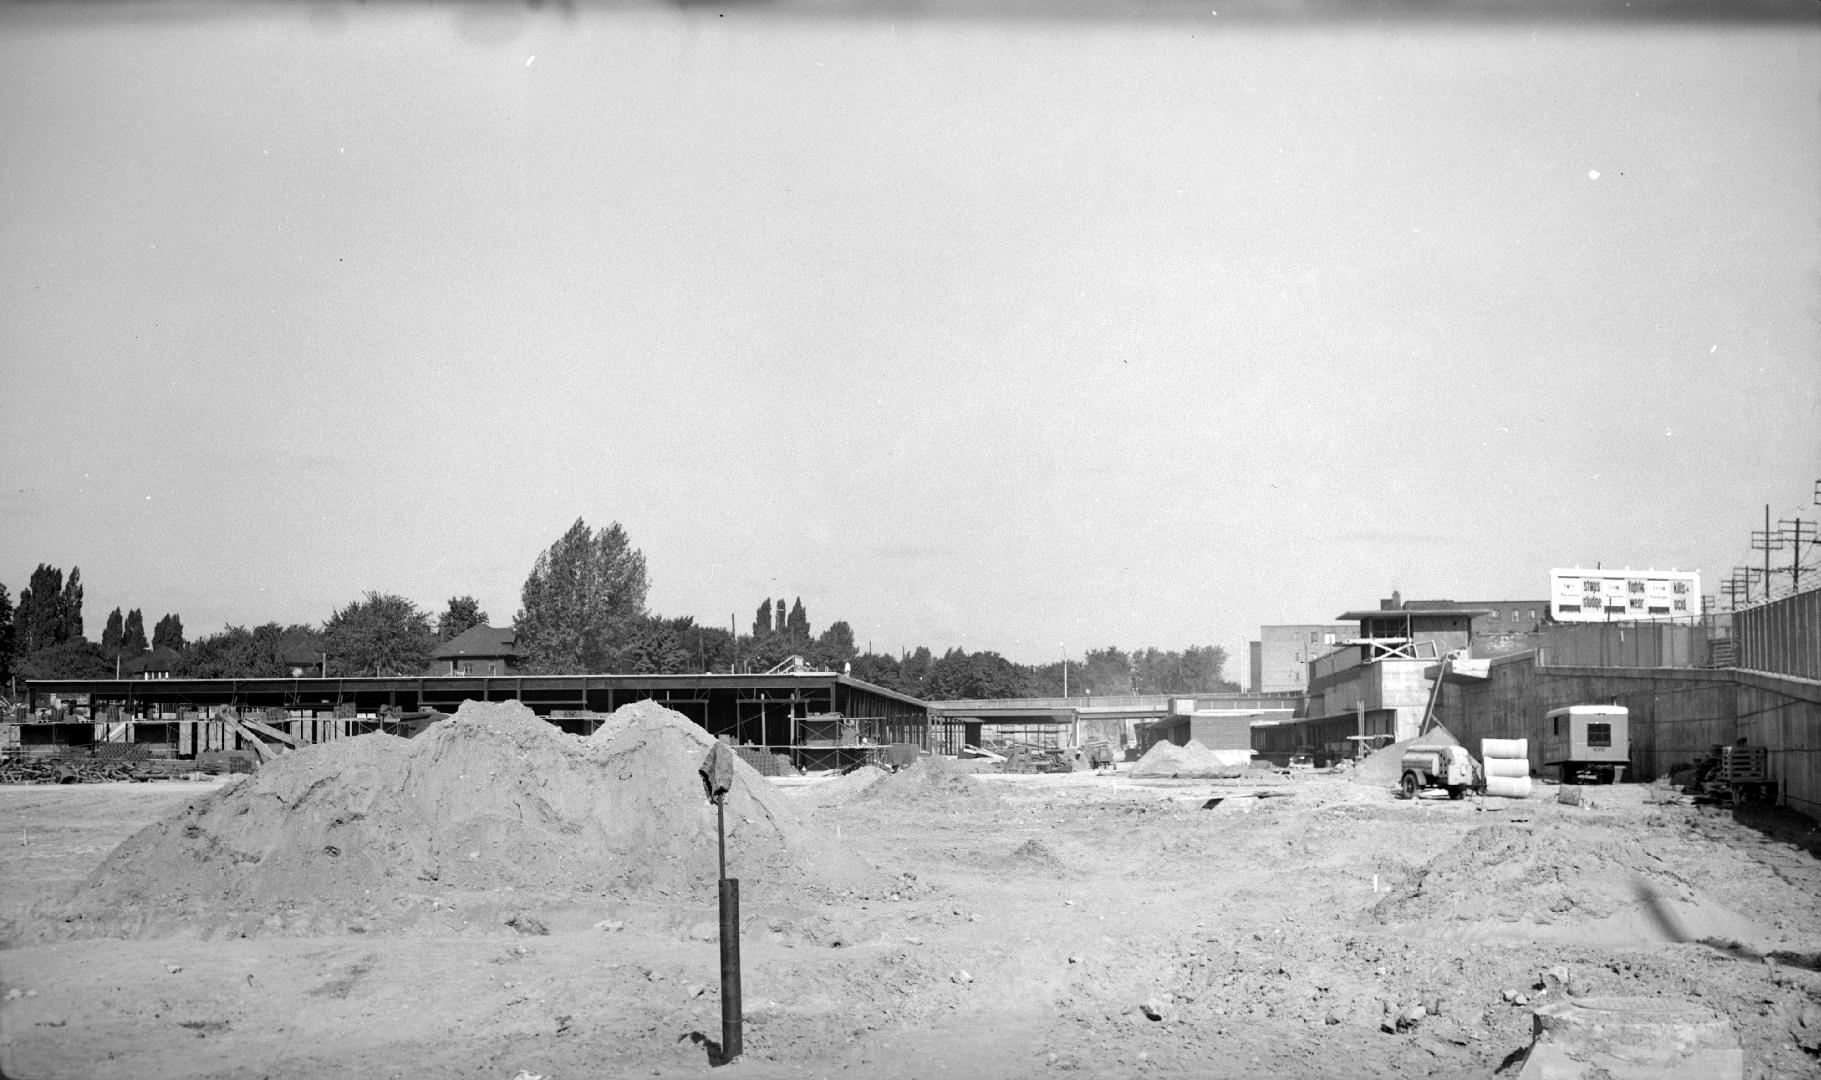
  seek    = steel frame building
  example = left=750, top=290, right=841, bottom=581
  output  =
left=13, top=672, right=931, bottom=764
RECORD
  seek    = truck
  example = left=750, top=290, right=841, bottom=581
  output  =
left=1400, top=742, right=1483, bottom=800
left=1541, top=705, right=1629, bottom=785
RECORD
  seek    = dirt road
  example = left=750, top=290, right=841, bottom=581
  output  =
left=2, top=771, right=1818, bottom=1078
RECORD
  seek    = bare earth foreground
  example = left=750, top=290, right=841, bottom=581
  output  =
left=2, top=713, right=1819, bottom=1079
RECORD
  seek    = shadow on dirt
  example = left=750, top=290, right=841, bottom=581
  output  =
left=1632, top=877, right=1692, bottom=942
left=1722, top=800, right=1821, bottom=861
left=680, top=1030, right=732, bottom=1067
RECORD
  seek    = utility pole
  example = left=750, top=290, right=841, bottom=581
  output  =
left=1779, top=516, right=1814, bottom=593
left=1728, top=567, right=1751, bottom=607
left=1751, top=504, right=1783, bottom=601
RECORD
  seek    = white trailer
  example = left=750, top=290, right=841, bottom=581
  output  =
left=1541, top=705, right=1629, bottom=785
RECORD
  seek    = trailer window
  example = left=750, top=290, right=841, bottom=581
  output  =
left=1586, top=723, right=1612, bottom=748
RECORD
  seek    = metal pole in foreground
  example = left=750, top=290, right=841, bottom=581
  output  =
left=718, top=805, right=742, bottom=1062
left=700, top=744, right=742, bottom=1064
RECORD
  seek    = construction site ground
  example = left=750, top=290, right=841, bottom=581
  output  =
left=3, top=769, right=1820, bottom=1079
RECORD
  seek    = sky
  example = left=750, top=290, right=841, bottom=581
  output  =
left=2, top=3, right=1818, bottom=674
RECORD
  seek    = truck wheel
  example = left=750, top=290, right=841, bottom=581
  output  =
left=1448, top=785, right=1465, bottom=800
left=1401, top=772, right=1419, bottom=799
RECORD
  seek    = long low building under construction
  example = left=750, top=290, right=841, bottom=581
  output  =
left=6, top=672, right=931, bottom=772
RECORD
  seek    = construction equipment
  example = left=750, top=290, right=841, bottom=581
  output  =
left=1085, top=740, right=1117, bottom=770
left=1715, top=743, right=1773, bottom=806
left=1400, top=742, right=1483, bottom=800
left=1541, top=705, right=1629, bottom=785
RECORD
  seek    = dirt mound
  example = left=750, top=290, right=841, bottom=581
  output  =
left=1007, top=838, right=1070, bottom=875
left=788, top=765, right=888, bottom=807
left=1130, top=739, right=1244, bottom=779
left=860, top=758, right=1002, bottom=812
left=1369, top=819, right=1770, bottom=948
left=1352, top=724, right=1461, bottom=789
left=42, top=700, right=883, bottom=940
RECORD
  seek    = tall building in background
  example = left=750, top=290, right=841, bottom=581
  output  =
left=1251, top=623, right=1352, bottom=693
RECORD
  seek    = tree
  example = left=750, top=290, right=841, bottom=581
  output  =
left=694, top=625, right=736, bottom=673
left=16, top=564, right=80, bottom=654
left=786, top=598, right=810, bottom=642
left=59, top=567, right=83, bottom=642
left=437, top=595, right=489, bottom=641
left=152, top=613, right=185, bottom=652
left=899, top=646, right=934, bottom=698
left=1078, top=647, right=1134, bottom=697
left=101, top=608, right=124, bottom=656
left=732, top=630, right=790, bottom=673
left=122, top=609, right=148, bottom=656
left=1180, top=644, right=1235, bottom=692
left=174, top=623, right=322, bottom=679
left=16, top=639, right=111, bottom=680
left=322, top=593, right=436, bottom=676
left=849, top=650, right=902, bottom=691
left=923, top=648, right=1033, bottom=700
left=620, top=615, right=697, bottom=675
left=814, top=620, right=858, bottom=669
left=752, top=598, right=773, bottom=638
left=514, top=518, right=650, bottom=673
left=0, top=583, right=14, bottom=687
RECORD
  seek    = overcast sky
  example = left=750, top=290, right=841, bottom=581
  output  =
left=2, top=5, right=1817, bottom=672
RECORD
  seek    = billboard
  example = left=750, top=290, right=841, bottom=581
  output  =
left=1549, top=568, right=1700, bottom=622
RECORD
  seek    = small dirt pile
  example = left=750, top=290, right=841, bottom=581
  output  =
left=1007, top=838, right=1071, bottom=876
left=859, top=758, right=1003, bottom=812
left=1352, top=724, right=1460, bottom=789
left=42, top=700, right=882, bottom=940
left=1369, top=819, right=1769, bottom=948
left=1130, top=740, right=1243, bottom=779
left=789, top=765, right=888, bottom=807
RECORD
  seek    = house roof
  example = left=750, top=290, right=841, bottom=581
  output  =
left=433, top=625, right=518, bottom=659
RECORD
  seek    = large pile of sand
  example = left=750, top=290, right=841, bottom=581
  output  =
left=43, top=700, right=882, bottom=940
left=1369, top=819, right=1770, bottom=948
left=1352, top=724, right=1461, bottom=788
left=1130, top=739, right=1245, bottom=779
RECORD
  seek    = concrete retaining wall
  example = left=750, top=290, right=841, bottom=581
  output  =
left=1439, top=655, right=1820, bottom=818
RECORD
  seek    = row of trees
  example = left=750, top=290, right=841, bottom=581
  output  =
left=0, top=565, right=184, bottom=683
left=3, top=517, right=1233, bottom=697
left=0, top=563, right=495, bottom=684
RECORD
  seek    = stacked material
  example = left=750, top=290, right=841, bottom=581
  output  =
left=1482, top=737, right=1532, bottom=799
